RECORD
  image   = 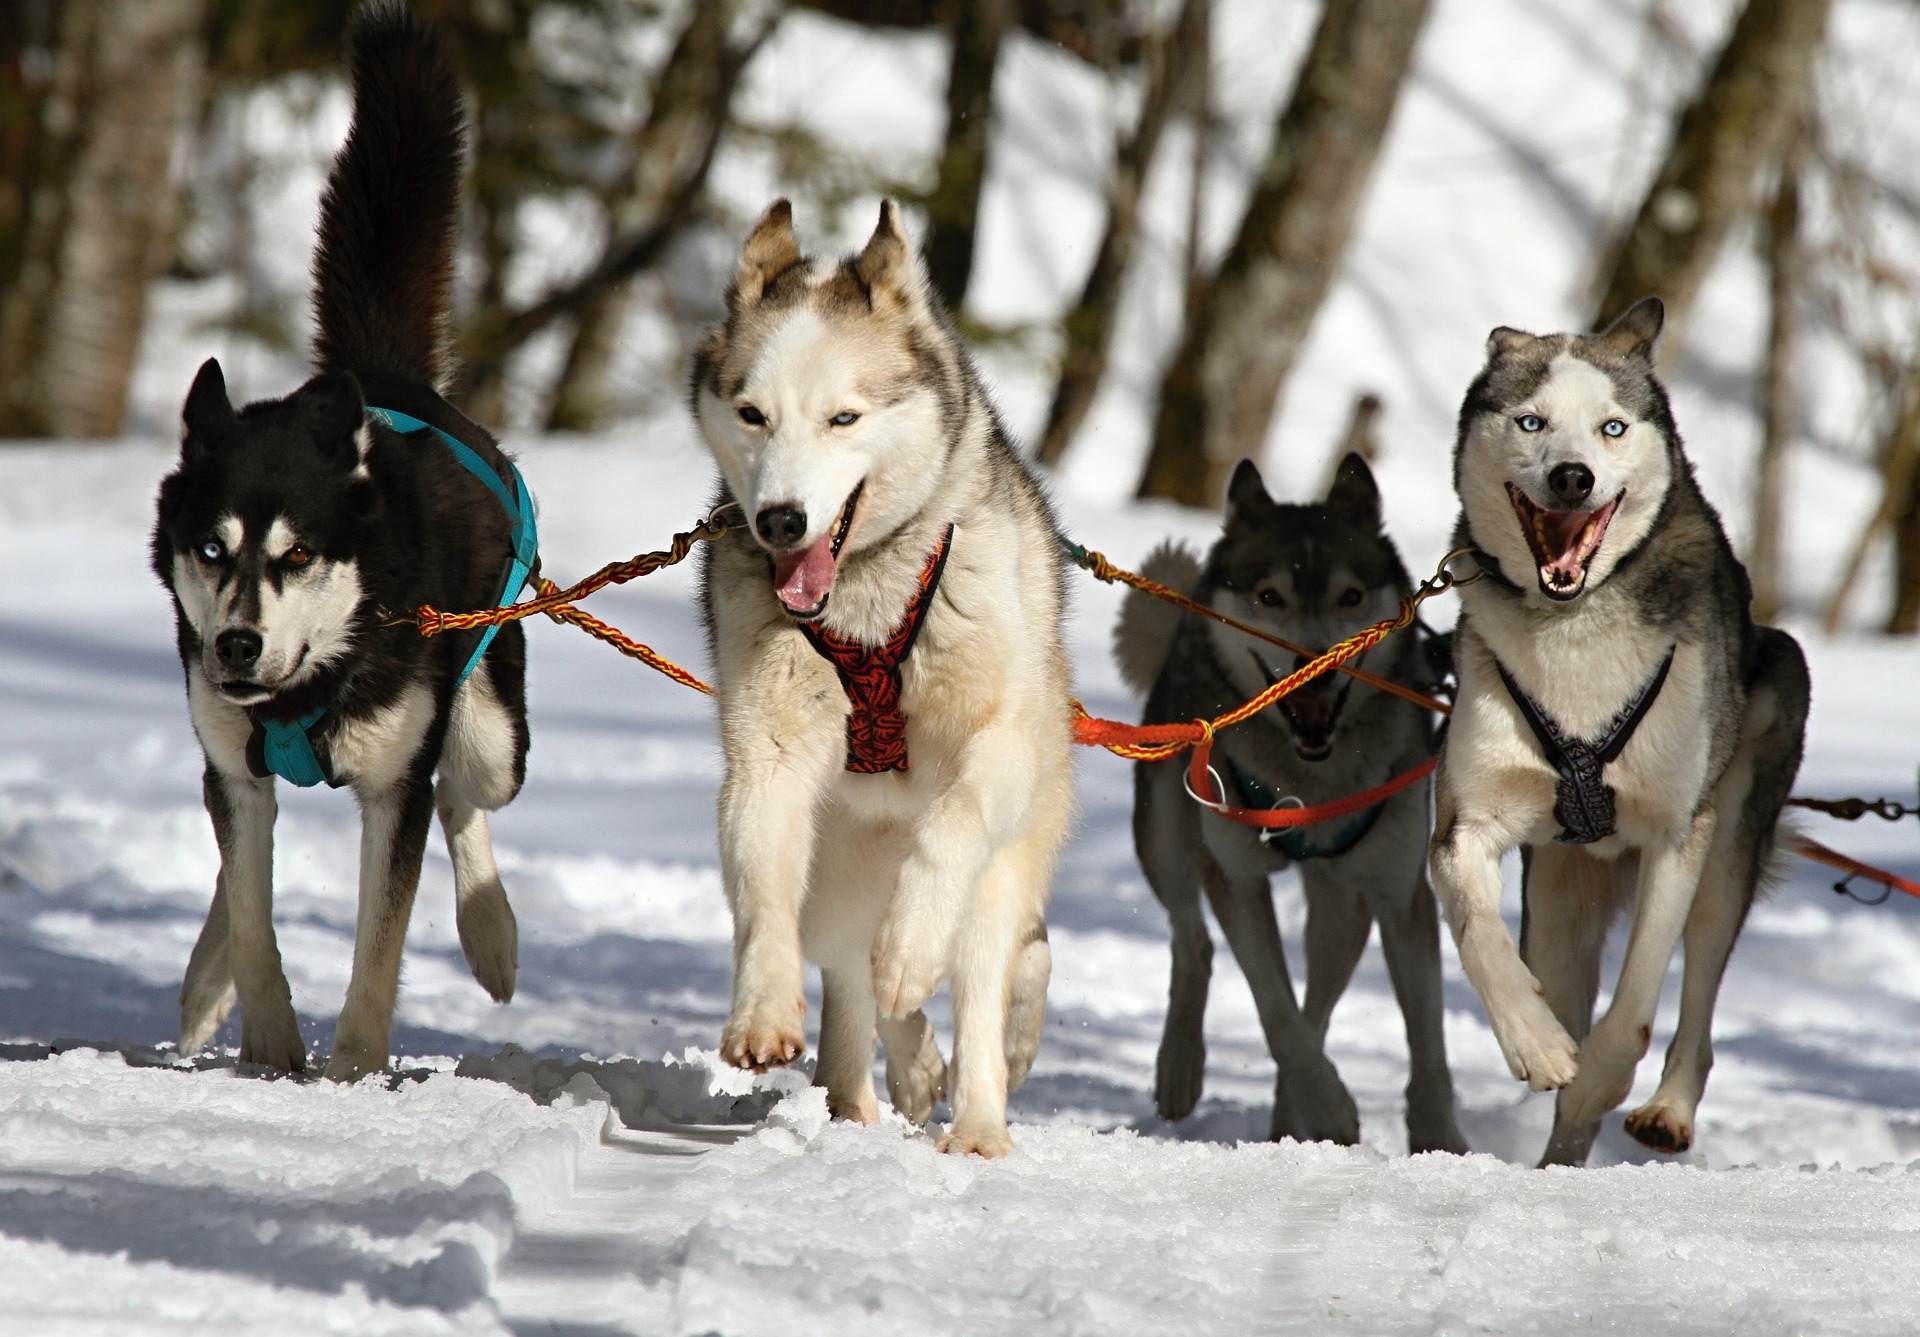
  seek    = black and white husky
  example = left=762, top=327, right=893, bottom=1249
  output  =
left=152, top=2, right=533, bottom=1081
left=1116, top=456, right=1466, bottom=1152
left=1430, top=297, right=1809, bottom=1166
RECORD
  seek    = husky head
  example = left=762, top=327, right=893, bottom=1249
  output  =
left=1204, top=455, right=1410, bottom=762
left=1453, top=296, right=1677, bottom=604
left=692, top=199, right=960, bottom=620
left=153, top=359, right=376, bottom=705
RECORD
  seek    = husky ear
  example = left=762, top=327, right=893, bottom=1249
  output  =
left=304, top=371, right=366, bottom=472
left=1595, top=295, right=1664, bottom=362
left=856, top=199, right=925, bottom=314
left=731, top=199, right=801, bottom=309
left=1226, top=458, right=1275, bottom=521
left=1486, top=326, right=1536, bottom=360
left=182, top=358, right=236, bottom=461
left=1324, top=452, right=1381, bottom=526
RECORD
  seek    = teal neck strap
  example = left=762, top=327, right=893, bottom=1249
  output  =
left=1223, top=757, right=1385, bottom=862
left=247, top=406, right=538, bottom=788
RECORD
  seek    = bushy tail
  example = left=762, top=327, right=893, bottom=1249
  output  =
left=311, top=0, right=465, bottom=390
left=1112, top=541, right=1203, bottom=695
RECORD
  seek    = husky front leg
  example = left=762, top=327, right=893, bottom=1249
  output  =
left=718, top=723, right=838, bottom=1070
left=1553, top=810, right=1714, bottom=1136
left=325, top=771, right=436, bottom=1082
left=1430, top=797, right=1579, bottom=1091
left=1370, top=869, right=1469, bottom=1155
left=1134, top=756, right=1213, bottom=1122
left=436, top=659, right=529, bottom=1004
left=1201, top=860, right=1358, bottom=1144
left=200, top=765, right=306, bottom=1071
left=179, top=868, right=237, bottom=1054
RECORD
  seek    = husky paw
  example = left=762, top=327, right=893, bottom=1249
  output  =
left=721, top=995, right=806, bottom=1071
left=1556, top=1031, right=1642, bottom=1126
left=1153, top=1034, right=1207, bottom=1123
left=938, top=1120, right=1014, bottom=1159
left=1275, top=1056, right=1360, bottom=1146
left=322, top=1037, right=388, bottom=1084
left=457, top=886, right=519, bottom=1003
left=1488, top=989, right=1580, bottom=1091
left=1624, top=1100, right=1694, bottom=1154
left=882, top=1020, right=947, bottom=1127
left=238, top=1009, right=307, bottom=1075
left=825, top=1087, right=880, bottom=1124
left=179, top=980, right=239, bottom=1056
left=869, top=929, right=948, bottom=1019
left=1405, top=1091, right=1470, bottom=1156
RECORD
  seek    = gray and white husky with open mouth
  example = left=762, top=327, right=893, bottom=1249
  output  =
left=692, top=201, right=1074, bottom=1157
left=1430, top=297, right=1809, bottom=1166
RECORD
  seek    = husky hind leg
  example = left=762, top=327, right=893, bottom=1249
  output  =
left=1002, top=918, right=1050, bottom=1091
left=1134, top=757, right=1213, bottom=1121
left=877, top=1008, right=947, bottom=1126
left=802, top=823, right=906, bottom=1122
left=436, top=650, right=527, bottom=1003
left=1524, top=845, right=1633, bottom=1166
left=1626, top=629, right=1809, bottom=1154
left=179, top=873, right=238, bottom=1055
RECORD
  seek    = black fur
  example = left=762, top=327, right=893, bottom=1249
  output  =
left=151, top=2, right=530, bottom=1072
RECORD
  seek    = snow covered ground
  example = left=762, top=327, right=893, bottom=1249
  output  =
left=4, top=0, right=1920, bottom=1331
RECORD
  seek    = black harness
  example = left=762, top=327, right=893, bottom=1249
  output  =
left=1495, top=649, right=1675, bottom=844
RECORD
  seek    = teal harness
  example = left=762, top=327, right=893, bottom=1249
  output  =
left=246, top=406, right=537, bottom=788
left=1223, top=757, right=1387, bottom=862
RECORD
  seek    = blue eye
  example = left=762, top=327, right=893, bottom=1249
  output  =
left=1602, top=418, right=1628, bottom=438
left=197, top=539, right=227, bottom=562
left=1517, top=414, right=1544, bottom=432
left=830, top=411, right=860, bottom=427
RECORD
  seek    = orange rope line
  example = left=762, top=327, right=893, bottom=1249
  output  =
left=1064, top=541, right=1456, bottom=716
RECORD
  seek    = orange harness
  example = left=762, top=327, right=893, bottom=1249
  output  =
left=798, top=525, right=954, bottom=774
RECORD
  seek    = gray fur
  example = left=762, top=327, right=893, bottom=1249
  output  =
left=1433, top=296, right=1810, bottom=1165
left=1117, top=455, right=1466, bottom=1152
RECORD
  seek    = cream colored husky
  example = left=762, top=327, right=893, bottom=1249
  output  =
left=691, top=200, right=1073, bottom=1156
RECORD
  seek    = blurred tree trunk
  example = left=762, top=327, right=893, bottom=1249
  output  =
left=1822, top=362, right=1920, bottom=635
left=1136, top=0, right=1430, bottom=507
left=0, top=0, right=207, bottom=438
left=1887, top=375, right=1920, bottom=634
left=924, top=0, right=1016, bottom=311
left=1036, top=0, right=1205, bottom=467
left=1589, top=0, right=1832, bottom=347
left=1748, top=133, right=1801, bottom=625
left=545, top=0, right=739, bottom=432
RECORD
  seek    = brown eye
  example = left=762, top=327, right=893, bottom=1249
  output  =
left=1338, top=588, right=1363, bottom=608
left=283, top=545, right=312, bottom=567
left=1256, top=588, right=1285, bottom=608
left=738, top=404, right=766, bottom=426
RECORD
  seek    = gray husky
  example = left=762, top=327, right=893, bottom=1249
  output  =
left=1429, top=296, right=1809, bottom=1167
left=1117, top=455, right=1467, bottom=1152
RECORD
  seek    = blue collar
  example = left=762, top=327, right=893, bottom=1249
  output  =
left=247, top=405, right=538, bottom=788
left=1224, top=757, right=1386, bottom=862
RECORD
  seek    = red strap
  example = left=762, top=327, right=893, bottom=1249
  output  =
left=1790, top=835, right=1920, bottom=901
left=1186, top=736, right=1436, bottom=829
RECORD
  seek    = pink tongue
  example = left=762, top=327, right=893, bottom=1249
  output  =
left=1539, top=510, right=1589, bottom=578
left=773, top=534, right=839, bottom=610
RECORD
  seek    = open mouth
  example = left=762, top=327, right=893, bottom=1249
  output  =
left=770, top=480, right=864, bottom=620
left=1253, top=651, right=1352, bottom=763
left=1506, top=483, right=1621, bottom=601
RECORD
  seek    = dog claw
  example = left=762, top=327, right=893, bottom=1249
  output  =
left=1624, top=1102, right=1693, bottom=1154
left=721, top=995, right=806, bottom=1071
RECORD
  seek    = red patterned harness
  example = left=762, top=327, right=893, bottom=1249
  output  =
left=799, top=525, right=954, bottom=774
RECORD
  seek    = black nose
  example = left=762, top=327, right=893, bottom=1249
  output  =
left=1548, top=463, right=1594, bottom=506
left=215, top=629, right=263, bottom=672
left=755, top=504, right=808, bottom=548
